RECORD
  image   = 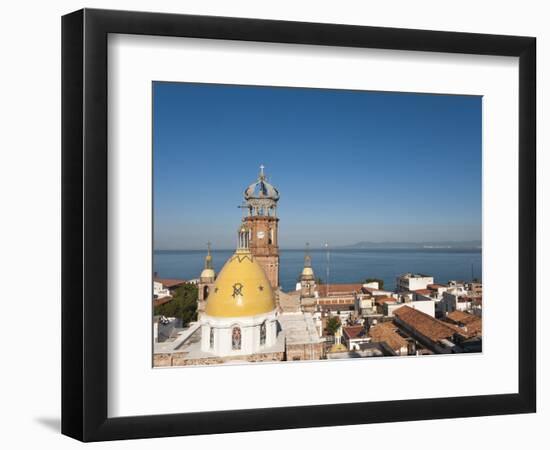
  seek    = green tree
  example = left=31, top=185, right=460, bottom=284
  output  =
left=154, top=283, right=198, bottom=327
left=326, top=316, right=341, bottom=336
left=365, top=278, right=384, bottom=289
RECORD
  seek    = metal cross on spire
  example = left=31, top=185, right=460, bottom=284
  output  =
left=204, top=241, right=213, bottom=269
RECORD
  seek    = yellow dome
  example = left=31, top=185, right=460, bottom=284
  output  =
left=302, top=267, right=314, bottom=277
left=205, top=250, right=276, bottom=317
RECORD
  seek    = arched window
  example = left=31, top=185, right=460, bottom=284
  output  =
left=260, top=321, right=266, bottom=346
left=232, top=326, right=241, bottom=350
left=203, top=285, right=209, bottom=300
left=209, top=327, right=214, bottom=349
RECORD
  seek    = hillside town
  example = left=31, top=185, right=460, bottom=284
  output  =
left=153, top=167, right=482, bottom=367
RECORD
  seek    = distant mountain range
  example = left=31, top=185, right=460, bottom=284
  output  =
left=338, top=240, right=482, bottom=249
left=156, top=240, right=482, bottom=252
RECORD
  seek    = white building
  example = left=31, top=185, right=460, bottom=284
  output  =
left=441, top=283, right=470, bottom=314
left=342, top=325, right=370, bottom=350
left=153, top=280, right=171, bottom=299
left=355, top=294, right=377, bottom=315
left=396, top=273, right=434, bottom=292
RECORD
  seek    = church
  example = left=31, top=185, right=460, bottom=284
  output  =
left=198, top=222, right=279, bottom=357
left=154, top=166, right=324, bottom=366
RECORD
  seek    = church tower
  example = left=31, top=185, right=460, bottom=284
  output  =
left=242, top=165, right=280, bottom=289
left=299, top=243, right=317, bottom=312
left=197, top=242, right=216, bottom=317
left=300, top=243, right=316, bottom=299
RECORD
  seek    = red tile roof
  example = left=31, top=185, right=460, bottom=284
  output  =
left=317, top=284, right=363, bottom=297
left=368, top=321, right=408, bottom=352
left=343, top=325, right=367, bottom=339
left=375, top=296, right=397, bottom=305
left=154, top=278, right=186, bottom=288
left=447, top=310, right=473, bottom=323
left=446, top=311, right=482, bottom=337
left=153, top=296, right=173, bottom=307
left=394, top=306, right=465, bottom=341
left=413, top=289, right=432, bottom=295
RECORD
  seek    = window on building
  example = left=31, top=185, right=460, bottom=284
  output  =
left=209, top=327, right=214, bottom=349
left=232, top=326, right=241, bottom=350
left=260, top=321, right=266, bottom=346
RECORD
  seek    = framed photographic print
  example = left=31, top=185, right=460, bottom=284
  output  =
left=61, top=8, right=536, bottom=442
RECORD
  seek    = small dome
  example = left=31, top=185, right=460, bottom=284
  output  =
left=244, top=165, right=279, bottom=201
left=302, top=267, right=314, bottom=277
left=205, top=250, right=276, bottom=318
left=200, top=268, right=215, bottom=279
left=244, top=179, right=279, bottom=201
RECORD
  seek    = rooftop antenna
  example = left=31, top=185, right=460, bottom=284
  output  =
left=304, top=242, right=311, bottom=266
left=325, top=242, right=330, bottom=297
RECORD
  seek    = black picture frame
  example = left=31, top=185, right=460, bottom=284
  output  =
left=62, top=8, right=536, bottom=442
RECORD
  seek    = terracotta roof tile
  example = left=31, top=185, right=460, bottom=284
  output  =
left=447, top=310, right=473, bottom=323
left=153, top=296, right=173, bottom=307
left=153, top=278, right=186, bottom=288
left=317, top=283, right=363, bottom=297
left=394, top=306, right=466, bottom=341
left=413, top=289, right=432, bottom=295
left=446, top=311, right=482, bottom=337
left=343, top=325, right=367, bottom=339
left=375, top=296, right=397, bottom=305
left=368, top=321, right=408, bottom=351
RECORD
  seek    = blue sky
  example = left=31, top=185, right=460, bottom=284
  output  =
left=153, top=82, right=481, bottom=250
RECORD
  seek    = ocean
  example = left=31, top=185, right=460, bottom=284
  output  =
left=153, top=248, right=482, bottom=291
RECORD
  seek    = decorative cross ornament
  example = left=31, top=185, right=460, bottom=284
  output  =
left=232, top=283, right=244, bottom=298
